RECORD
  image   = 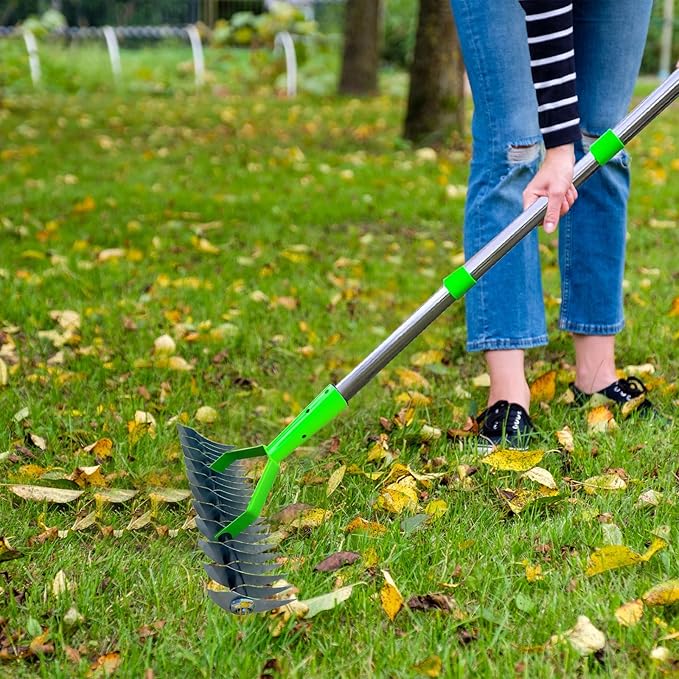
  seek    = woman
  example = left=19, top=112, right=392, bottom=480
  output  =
left=448, top=0, right=662, bottom=449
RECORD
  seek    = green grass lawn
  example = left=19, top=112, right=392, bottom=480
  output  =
left=0, top=43, right=678, bottom=678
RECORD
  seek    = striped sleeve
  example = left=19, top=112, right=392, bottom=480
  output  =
left=519, top=1, right=580, bottom=148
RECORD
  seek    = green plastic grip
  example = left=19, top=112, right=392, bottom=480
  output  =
left=443, top=266, right=476, bottom=299
left=590, top=129, right=625, bottom=165
left=211, top=384, right=348, bottom=538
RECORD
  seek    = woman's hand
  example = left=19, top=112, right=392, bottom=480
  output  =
left=523, top=144, right=577, bottom=233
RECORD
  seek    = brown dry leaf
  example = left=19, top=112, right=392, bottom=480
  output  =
left=556, top=426, right=574, bottom=453
left=271, top=503, right=312, bottom=525
left=410, top=350, right=444, bottom=367
left=70, top=465, right=107, bottom=488
left=408, top=593, right=465, bottom=617
left=394, top=406, right=415, bottom=428
left=583, top=474, right=627, bottom=495
left=9, top=485, right=84, bottom=504
left=82, top=438, right=113, bottom=459
left=137, top=620, right=166, bottom=641
left=0, top=536, right=23, bottom=562
left=326, top=464, right=346, bottom=497
left=530, top=370, right=556, bottom=403
left=28, top=630, right=54, bottom=656
left=615, top=599, right=644, bottom=627
left=289, top=508, right=332, bottom=530
left=643, top=580, right=679, bottom=606
left=380, top=570, right=404, bottom=621
left=314, top=551, right=361, bottom=572
left=88, top=651, right=121, bottom=677
left=587, top=405, right=617, bottom=433
left=374, top=481, right=418, bottom=514
left=413, top=655, right=442, bottom=678
left=481, top=448, right=545, bottom=472
left=345, top=516, right=387, bottom=536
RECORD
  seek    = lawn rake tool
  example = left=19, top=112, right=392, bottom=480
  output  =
left=179, top=70, right=679, bottom=615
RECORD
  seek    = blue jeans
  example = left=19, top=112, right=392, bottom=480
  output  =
left=449, top=0, right=653, bottom=351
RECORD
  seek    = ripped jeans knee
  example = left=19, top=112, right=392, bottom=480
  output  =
left=506, top=141, right=542, bottom=164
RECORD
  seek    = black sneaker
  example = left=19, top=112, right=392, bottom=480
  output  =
left=568, top=376, right=665, bottom=419
left=475, top=400, right=535, bottom=452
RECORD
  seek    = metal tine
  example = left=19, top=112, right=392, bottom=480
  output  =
left=204, top=564, right=288, bottom=588
left=194, top=519, right=275, bottom=553
left=177, top=425, right=236, bottom=456
left=193, top=511, right=270, bottom=539
left=198, top=540, right=283, bottom=568
left=207, top=590, right=294, bottom=615
left=192, top=514, right=276, bottom=554
left=230, top=582, right=294, bottom=598
left=186, top=470, right=252, bottom=500
left=183, top=455, right=251, bottom=487
left=187, top=476, right=251, bottom=508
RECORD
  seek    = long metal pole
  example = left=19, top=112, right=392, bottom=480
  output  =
left=336, top=70, right=679, bottom=402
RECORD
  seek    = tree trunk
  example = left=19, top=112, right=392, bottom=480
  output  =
left=338, top=0, right=381, bottom=96
left=404, top=0, right=465, bottom=146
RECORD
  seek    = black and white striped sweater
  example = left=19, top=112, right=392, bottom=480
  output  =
left=519, top=0, right=580, bottom=148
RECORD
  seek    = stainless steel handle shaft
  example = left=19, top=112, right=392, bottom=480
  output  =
left=336, top=70, right=679, bottom=402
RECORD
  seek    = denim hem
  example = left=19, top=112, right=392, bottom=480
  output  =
left=558, top=320, right=625, bottom=335
left=467, top=335, right=549, bottom=353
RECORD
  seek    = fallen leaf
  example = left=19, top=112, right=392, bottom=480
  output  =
left=70, top=465, right=107, bottom=488
left=8, top=485, right=84, bottom=503
left=289, top=508, right=332, bottom=530
left=587, top=405, right=617, bottom=433
left=380, top=570, right=404, bottom=621
left=52, top=570, right=74, bottom=597
left=93, top=488, right=138, bottom=505
left=326, top=464, right=346, bottom=497
left=635, top=489, right=662, bottom=508
left=407, top=593, right=464, bottom=616
left=148, top=488, right=192, bottom=504
left=28, top=433, right=47, bottom=450
left=71, top=511, right=97, bottom=530
left=83, top=438, right=113, bottom=459
left=137, top=619, right=166, bottom=641
left=615, top=599, right=644, bottom=627
left=497, top=487, right=558, bottom=514
left=195, top=406, right=218, bottom=423
left=410, top=350, right=444, bottom=367
left=0, top=536, right=23, bottom=562
left=641, top=536, right=668, bottom=561
left=127, top=511, right=153, bottom=530
left=345, top=516, right=387, bottom=536
left=271, top=503, right=312, bottom=525
left=395, top=368, right=430, bottom=390
left=88, top=651, right=121, bottom=677
left=583, top=474, right=627, bottom=495
left=301, top=584, right=355, bottom=618
left=521, top=467, right=557, bottom=490
left=481, top=449, right=545, bottom=472
left=314, top=551, right=361, bottom=572
left=0, top=357, right=8, bottom=386
left=413, top=655, right=442, bottom=677
left=530, top=370, right=556, bottom=402
left=561, top=615, right=606, bottom=655
left=424, top=499, right=447, bottom=519
left=374, top=481, right=418, bottom=514
left=621, top=394, right=647, bottom=418
left=643, top=580, right=679, bottom=606
left=471, top=372, right=490, bottom=387
left=555, top=426, right=574, bottom=453
left=586, top=545, right=644, bottom=576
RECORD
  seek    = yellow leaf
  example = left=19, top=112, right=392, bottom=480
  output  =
left=615, top=599, right=644, bottom=627
left=555, top=426, right=574, bottom=452
left=621, top=394, right=647, bottom=418
left=363, top=547, right=379, bottom=568
left=70, top=465, right=106, bottom=488
left=345, top=516, right=387, bottom=536
left=0, top=357, right=8, bottom=386
left=82, top=438, right=113, bottom=459
left=587, top=405, right=617, bottom=433
left=193, top=236, right=220, bottom=254
left=521, top=466, right=557, bottom=490
left=0, top=536, right=22, bottom=563
left=195, top=406, right=218, bottom=423
left=395, top=368, right=430, bottom=390
left=167, top=355, right=193, bottom=371
left=326, top=465, right=346, bottom=497
left=583, top=474, right=627, bottom=495
left=481, top=448, right=545, bottom=472
left=395, top=391, right=431, bottom=407
left=380, top=570, right=404, bottom=621
left=642, top=580, right=679, bottom=606
left=374, top=482, right=418, bottom=514
left=669, top=296, right=679, bottom=317
left=530, top=370, right=556, bottom=402
left=424, top=499, right=447, bottom=519
left=413, top=655, right=442, bottom=677
left=641, top=537, right=668, bottom=561
left=73, top=195, right=95, bottom=213
left=410, top=350, right=444, bottom=367
left=153, top=334, right=176, bottom=356
left=289, top=508, right=332, bottom=530
left=88, top=651, right=121, bottom=678
left=471, top=372, right=491, bottom=387
left=497, top=487, right=558, bottom=514
left=127, top=410, right=157, bottom=443
left=586, top=545, right=644, bottom=576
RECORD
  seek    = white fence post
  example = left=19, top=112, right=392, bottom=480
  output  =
left=274, top=31, right=297, bottom=97
left=102, top=26, right=122, bottom=84
left=22, top=29, right=41, bottom=87
left=185, top=25, right=205, bottom=89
